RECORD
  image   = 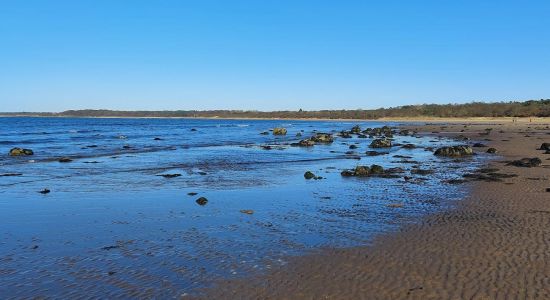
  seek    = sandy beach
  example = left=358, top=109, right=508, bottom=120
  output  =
left=201, top=121, right=550, bottom=299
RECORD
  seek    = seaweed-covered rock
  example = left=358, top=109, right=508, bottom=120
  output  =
left=292, top=139, right=315, bottom=147
left=273, top=128, right=287, bottom=135
left=369, top=164, right=384, bottom=174
left=434, top=145, right=473, bottom=157
left=351, top=125, right=361, bottom=134
left=9, top=148, right=34, bottom=156
left=354, top=166, right=371, bottom=176
left=486, top=148, right=497, bottom=154
left=369, top=139, right=392, bottom=148
left=304, top=171, right=316, bottom=180
left=340, top=165, right=394, bottom=178
left=507, top=158, right=542, bottom=168
left=196, top=197, right=208, bottom=206
left=310, top=133, right=334, bottom=143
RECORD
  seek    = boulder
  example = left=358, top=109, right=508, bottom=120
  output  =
left=349, top=144, right=358, bottom=149
left=310, top=133, right=334, bottom=143
left=539, top=143, right=550, bottom=151
left=369, top=164, right=384, bottom=174
left=273, top=128, right=287, bottom=135
left=351, top=125, right=361, bottom=134
left=304, top=171, right=316, bottom=180
left=369, top=139, right=392, bottom=148
left=9, top=148, right=34, bottom=156
left=434, top=145, right=474, bottom=157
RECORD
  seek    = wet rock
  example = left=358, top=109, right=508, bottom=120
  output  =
left=153, top=137, right=163, bottom=140
left=446, top=179, right=467, bottom=184
left=260, top=131, right=269, bottom=135
left=9, top=148, right=34, bottom=156
left=310, top=133, right=334, bottom=143
left=296, top=132, right=302, bottom=137
left=341, top=165, right=395, bottom=177
left=292, top=139, right=315, bottom=147
left=304, top=171, right=316, bottom=180
left=401, top=144, right=416, bottom=149
left=434, top=145, right=473, bottom=157
left=196, top=197, right=208, bottom=206
left=158, top=173, right=182, bottom=178
left=187, top=192, right=198, bottom=196
left=539, top=143, right=550, bottom=151
left=39, top=188, right=50, bottom=194
left=122, top=145, right=131, bottom=149
left=351, top=125, right=361, bottom=134
left=507, top=158, right=542, bottom=168
left=365, top=151, right=387, bottom=156
left=369, top=139, right=392, bottom=148
left=338, top=131, right=352, bottom=138
left=273, top=128, right=287, bottom=135
left=190, top=128, right=197, bottom=132
left=369, top=164, right=384, bottom=174
left=386, top=203, right=403, bottom=208
left=349, top=144, right=358, bottom=150
left=239, top=210, right=254, bottom=215
left=58, top=157, right=73, bottom=163
left=358, top=134, right=368, bottom=138
left=486, top=148, right=497, bottom=154
left=472, top=143, right=487, bottom=147
left=261, top=145, right=273, bottom=150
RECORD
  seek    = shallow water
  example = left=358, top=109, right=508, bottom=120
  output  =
left=0, top=117, right=486, bottom=297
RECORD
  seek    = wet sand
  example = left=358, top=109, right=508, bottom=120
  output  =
left=201, top=121, right=550, bottom=299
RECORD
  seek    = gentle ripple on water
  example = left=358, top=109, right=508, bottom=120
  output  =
left=0, top=117, right=488, bottom=297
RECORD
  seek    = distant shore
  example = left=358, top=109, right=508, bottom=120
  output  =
left=2, top=114, right=550, bottom=124
left=201, top=121, right=550, bottom=299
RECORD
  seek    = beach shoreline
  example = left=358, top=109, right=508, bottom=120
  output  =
left=200, top=121, right=550, bottom=299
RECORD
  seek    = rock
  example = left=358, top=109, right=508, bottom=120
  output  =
left=369, top=139, right=392, bottom=148
left=292, top=139, right=315, bottom=147
left=9, top=148, right=34, bottom=156
left=365, top=151, right=387, bottom=156
left=273, top=128, right=287, bottom=135
left=304, top=171, right=316, bottom=180
left=39, top=188, right=50, bottom=194
left=546, top=188, right=550, bottom=192
left=369, top=164, right=384, bottom=174
left=358, top=134, right=368, bottom=138
left=190, top=128, right=197, bottom=132
left=239, top=210, right=254, bottom=215
left=349, top=144, right=358, bottom=149
left=338, top=131, right=352, bottom=138
left=434, top=145, right=474, bottom=157
left=472, top=143, right=486, bottom=147
left=158, top=173, right=182, bottom=178
left=153, top=137, right=163, bottom=140
left=0, top=173, right=23, bottom=177
left=261, top=145, right=273, bottom=150
left=340, top=170, right=355, bottom=177
left=196, top=197, right=208, bottom=206
left=486, top=148, right=497, bottom=154
left=401, top=144, right=416, bottom=149
left=187, top=192, right=198, bottom=196
left=58, top=157, right=73, bottom=163
left=539, top=143, right=550, bottom=151
left=351, top=125, right=361, bottom=134
left=310, top=133, right=334, bottom=143
left=386, top=203, right=403, bottom=208
left=296, top=132, right=302, bottom=137
left=122, top=145, right=131, bottom=149
left=411, top=169, right=434, bottom=175
left=354, top=166, right=371, bottom=176
left=260, top=131, right=269, bottom=135
left=507, top=158, right=542, bottom=168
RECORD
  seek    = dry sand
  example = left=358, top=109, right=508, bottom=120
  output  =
left=199, top=121, right=550, bottom=299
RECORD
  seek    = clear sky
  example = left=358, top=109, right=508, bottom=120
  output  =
left=1, top=0, right=549, bottom=112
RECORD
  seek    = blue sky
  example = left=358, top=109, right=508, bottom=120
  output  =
left=1, top=0, right=549, bottom=112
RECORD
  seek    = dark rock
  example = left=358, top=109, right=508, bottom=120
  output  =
left=187, top=192, right=198, bottom=196
left=196, top=197, right=208, bottom=206
left=122, top=145, right=131, bottom=149
left=338, top=131, right=352, bottom=138
left=507, top=158, right=542, bottom=168
left=369, top=164, right=384, bottom=174
left=351, top=125, right=361, bottom=134
left=158, top=174, right=182, bottom=178
left=260, top=131, right=269, bottom=135
left=411, top=169, right=434, bottom=175
left=58, top=157, right=73, bottom=163
left=310, top=133, right=334, bottom=144
left=539, top=143, right=550, bottom=151
left=366, top=151, right=388, bottom=156
left=39, top=188, right=50, bottom=194
left=292, top=139, right=315, bottom=147
left=0, top=173, right=23, bottom=177
left=401, top=144, right=416, bottom=149
left=434, top=145, right=474, bottom=157
left=153, top=137, right=163, bottom=140
left=349, top=144, right=358, bottom=149
left=472, top=143, right=487, bottom=147
left=190, top=128, right=197, bottom=131
left=9, top=148, right=34, bottom=156
left=369, top=139, right=392, bottom=148
left=304, top=171, right=316, bottom=180
left=486, top=148, right=497, bottom=154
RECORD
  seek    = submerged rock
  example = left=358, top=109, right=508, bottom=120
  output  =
left=507, top=158, right=542, bottom=168
left=9, top=148, right=34, bottom=156
left=58, top=157, right=73, bottom=163
left=434, top=145, right=474, bottom=157
left=365, top=151, right=388, bottom=156
left=158, top=173, right=182, bottom=178
left=39, top=188, right=50, bottom=194
left=240, top=209, right=254, bottom=215
left=369, top=139, right=392, bottom=148
left=273, top=128, right=287, bottom=135
left=196, top=197, right=208, bottom=206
